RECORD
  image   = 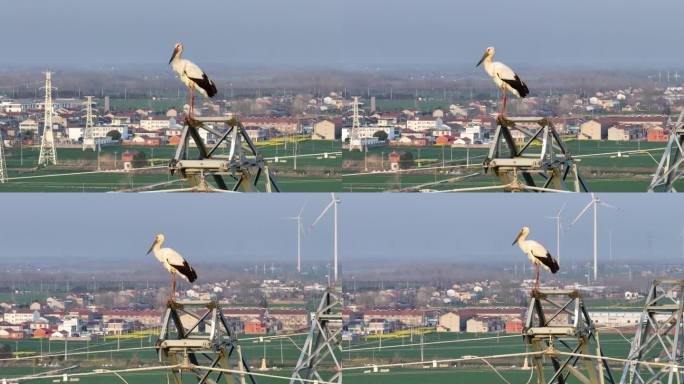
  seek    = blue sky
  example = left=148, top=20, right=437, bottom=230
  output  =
left=2, top=0, right=683, bottom=68
left=1, top=193, right=683, bottom=265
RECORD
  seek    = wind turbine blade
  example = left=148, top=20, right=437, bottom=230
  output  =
left=310, top=200, right=335, bottom=229
left=599, top=201, right=618, bottom=210
left=571, top=201, right=594, bottom=226
left=298, top=202, right=307, bottom=217
left=557, top=202, right=567, bottom=217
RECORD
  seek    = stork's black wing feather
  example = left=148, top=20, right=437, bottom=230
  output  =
left=170, top=261, right=198, bottom=282
left=501, top=75, right=529, bottom=98
left=188, top=73, right=218, bottom=98
left=534, top=253, right=559, bottom=274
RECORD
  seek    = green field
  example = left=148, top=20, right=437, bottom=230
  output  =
left=0, top=140, right=342, bottom=192
left=342, top=140, right=680, bottom=192
left=342, top=331, right=633, bottom=384
left=1, top=333, right=321, bottom=384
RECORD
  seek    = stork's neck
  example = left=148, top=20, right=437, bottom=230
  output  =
left=517, top=233, right=528, bottom=251
left=482, top=56, right=494, bottom=77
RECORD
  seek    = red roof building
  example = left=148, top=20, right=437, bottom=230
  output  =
left=244, top=319, right=268, bottom=334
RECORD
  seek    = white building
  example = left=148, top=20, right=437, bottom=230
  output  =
left=58, top=317, right=82, bottom=337
left=3, top=310, right=39, bottom=324
left=140, top=117, right=175, bottom=132
left=0, top=100, right=22, bottom=113
left=406, top=117, right=442, bottom=132
left=19, top=119, right=39, bottom=133
left=341, top=126, right=398, bottom=142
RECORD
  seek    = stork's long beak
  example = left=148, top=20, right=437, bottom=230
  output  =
left=476, top=52, right=488, bottom=67
left=168, top=48, right=177, bottom=65
left=146, top=240, right=156, bottom=255
left=512, top=230, right=523, bottom=245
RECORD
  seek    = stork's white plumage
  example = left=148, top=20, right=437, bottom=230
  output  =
left=476, top=47, right=529, bottom=118
left=512, top=227, right=559, bottom=290
left=147, top=234, right=197, bottom=301
left=169, top=43, right=217, bottom=118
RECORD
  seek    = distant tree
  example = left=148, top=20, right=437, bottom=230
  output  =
left=23, top=129, right=35, bottom=139
left=0, top=343, right=11, bottom=358
left=260, top=296, right=269, bottom=308
left=106, top=130, right=122, bottom=141
left=132, top=151, right=147, bottom=167
left=373, top=130, right=388, bottom=141
left=398, top=151, right=415, bottom=169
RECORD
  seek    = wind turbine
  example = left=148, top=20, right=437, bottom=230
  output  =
left=545, top=202, right=566, bottom=264
left=311, top=193, right=341, bottom=283
left=571, top=193, right=618, bottom=282
left=286, top=203, right=307, bottom=273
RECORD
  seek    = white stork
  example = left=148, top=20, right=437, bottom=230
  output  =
left=169, top=42, right=218, bottom=118
left=476, top=47, right=529, bottom=118
left=512, top=227, right=559, bottom=290
left=147, top=234, right=198, bottom=301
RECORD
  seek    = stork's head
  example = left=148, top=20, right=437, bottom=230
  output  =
left=169, top=43, right=183, bottom=64
left=476, top=47, right=495, bottom=67
left=512, top=226, right=529, bottom=245
left=147, top=234, right=165, bottom=254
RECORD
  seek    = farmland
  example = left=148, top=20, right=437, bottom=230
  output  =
left=1, top=332, right=319, bottom=384
left=342, top=331, right=632, bottom=384
left=0, top=139, right=342, bottom=192
left=342, top=140, right=680, bottom=192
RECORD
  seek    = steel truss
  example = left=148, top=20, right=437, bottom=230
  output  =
left=290, top=286, right=342, bottom=384
left=484, top=116, right=588, bottom=192
left=620, top=279, right=684, bottom=384
left=649, top=111, right=684, bottom=192
left=524, top=289, right=615, bottom=384
left=157, top=299, right=257, bottom=384
left=170, top=116, right=280, bottom=192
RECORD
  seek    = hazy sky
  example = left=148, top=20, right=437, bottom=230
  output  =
left=2, top=193, right=684, bottom=267
left=2, top=0, right=683, bottom=69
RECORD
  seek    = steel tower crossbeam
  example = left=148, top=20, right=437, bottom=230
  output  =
left=484, top=116, right=588, bottom=192
left=524, top=289, right=615, bottom=384
left=620, top=280, right=684, bottom=384
left=170, top=117, right=280, bottom=192
left=157, top=299, right=257, bottom=384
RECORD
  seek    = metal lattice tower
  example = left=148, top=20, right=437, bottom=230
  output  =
left=157, top=299, right=257, bottom=384
left=290, top=286, right=342, bottom=384
left=524, top=289, right=615, bottom=384
left=348, top=97, right=362, bottom=151
left=484, top=117, right=588, bottom=192
left=620, top=279, right=684, bottom=384
left=170, top=117, right=280, bottom=192
left=82, top=96, right=96, bottom=151
left=0, top=130, right=6, bottom=183
left=648, top=111, right=684, bottom=192
left=38, top=71, right=57, bottom=166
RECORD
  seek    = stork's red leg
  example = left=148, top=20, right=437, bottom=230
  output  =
left=502, top=90, right=507, bottom=118
left=171, top=274, right=176, bottom=302
left=535, top=265, right=540, bottom=290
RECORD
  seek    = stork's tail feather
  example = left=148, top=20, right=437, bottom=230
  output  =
left=190, top=74, right=218, bottom=98
left=502, top=75, right=529, bottom=98
left=174, top=261, right=198, bottom=283
left=207, top=79, right=217, bottom=98
left=547, top=253, right=560, bottom=274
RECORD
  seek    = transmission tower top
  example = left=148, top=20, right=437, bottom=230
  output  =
left=38, top=71, right=57, bottom=167
left=82, top=96, right=96, bottom=151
